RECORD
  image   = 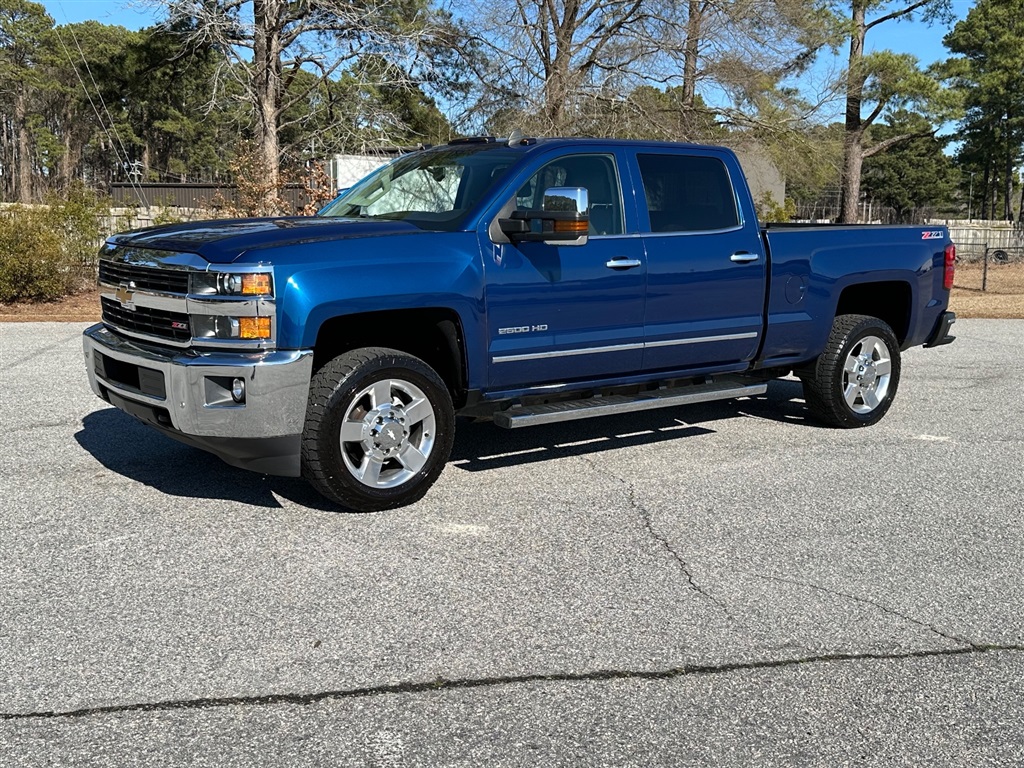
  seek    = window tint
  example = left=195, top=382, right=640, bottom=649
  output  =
left=517, top=154, right=624, bottom=236
left=637, top=154, right=739, bottom=233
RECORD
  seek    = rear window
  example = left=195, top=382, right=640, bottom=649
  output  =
left=637, top=154, right=740, bottom=233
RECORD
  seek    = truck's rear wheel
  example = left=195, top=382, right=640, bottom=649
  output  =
left=800, top=314, right=901, bottom=428
left=302, top=348, right=455, bottom=511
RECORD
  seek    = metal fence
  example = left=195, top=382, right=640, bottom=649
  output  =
left=939, top=221, right=1024, bottom=293
left=109, top=183, right=310, bottom=211
left=951, top=244, right=1024, bottom=293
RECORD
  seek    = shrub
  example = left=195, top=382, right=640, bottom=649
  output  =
left=755, top=191, right=797, bottom=224
left=0, top=208, right=71, bottom=302
left=0, top=184, right=111, bottom=303
left=42, top=183, right=110, bottom=276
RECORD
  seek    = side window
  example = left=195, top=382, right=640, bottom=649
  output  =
left=637, top=154, right=740, bottom=233
left=516, top=154, right=624, bottom=236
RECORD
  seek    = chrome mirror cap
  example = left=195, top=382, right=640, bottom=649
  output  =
left=542, top=187, right=589, bottom=215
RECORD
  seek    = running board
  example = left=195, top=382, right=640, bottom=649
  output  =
left=493, top=381, right=768, bottom=429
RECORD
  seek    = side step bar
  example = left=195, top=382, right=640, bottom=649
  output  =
left=493, top=381, right=768, bottom=429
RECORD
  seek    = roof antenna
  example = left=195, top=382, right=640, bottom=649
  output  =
left=507, top=129, right=524, bottom=147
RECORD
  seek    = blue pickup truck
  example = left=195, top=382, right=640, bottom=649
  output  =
left=83, top=136, right=957, bottom=511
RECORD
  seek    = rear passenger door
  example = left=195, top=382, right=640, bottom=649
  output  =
left=633, top=149, right=767, bottom=374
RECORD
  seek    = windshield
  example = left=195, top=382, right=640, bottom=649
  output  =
left=318, top=145, right=520, bottom=231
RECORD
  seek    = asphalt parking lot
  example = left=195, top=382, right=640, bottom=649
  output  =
left=1, top=319, right=1022, bottom=766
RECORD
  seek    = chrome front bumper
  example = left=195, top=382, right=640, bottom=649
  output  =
left=83, top=323, right=313, bottom=475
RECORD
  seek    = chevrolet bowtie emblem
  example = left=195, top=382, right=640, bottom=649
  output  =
left=115, top=282, right=136, bottom=310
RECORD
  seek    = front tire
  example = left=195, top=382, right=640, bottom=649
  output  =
left=302, top=348, right=455, bottom=511
left=800, top=314, right=901, bottom=428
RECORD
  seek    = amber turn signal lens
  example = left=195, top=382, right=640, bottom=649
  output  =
left=239, top=316, right=271, bottom=339
left=553, top=219, right=588, bottom=233
left=241, top=273, right=273, bottom=295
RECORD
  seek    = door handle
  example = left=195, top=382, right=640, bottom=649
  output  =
left=730, top=252, right=759, bottom=263
left=606, top=258, right=643, bottom=270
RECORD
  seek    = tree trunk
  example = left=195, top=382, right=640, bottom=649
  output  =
left=1018, top=174, right=1024, bottom=225
left=253, top=0, right=282, bottom=212
left=681, top=0, right=703, bottom=110
left=981, top=160, right=991, bottom=220
left=841, top=129, right=865, bottom=223
left=14, top=89, right=32, bottom=204
left=839, top=2, right=867, bottom=224
left=1004, top=129, right=1014, bottom=221
left=991, top=175, right=998, bottom=221
left=60, top=129, right=73, bottom=191
left=1, top=116, right=11, bottom=201
left=543, top=2, right=572, bottom=133
left=543, top=67, right=567, bottom=132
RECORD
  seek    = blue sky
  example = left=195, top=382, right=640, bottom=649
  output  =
left=867, top=0, right=973, bottom=67
left=41, top=0, right=157, bottom=29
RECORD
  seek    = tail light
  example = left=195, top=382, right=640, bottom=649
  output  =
left=943, top=243, right=956, bottom=290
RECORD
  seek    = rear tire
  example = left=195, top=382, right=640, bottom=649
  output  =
left=302, top=348, right=455, bottom=511
left=800, top=314, right=901, bottom=428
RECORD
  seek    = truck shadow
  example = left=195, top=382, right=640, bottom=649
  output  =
left=449, top=378, right=815, bottom=472
left=75, top=409, right=336, bottom=510
left=75, top=380, right=813, bottom=508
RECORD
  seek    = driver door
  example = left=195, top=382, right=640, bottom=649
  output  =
left=482, top=152, right=647, bottom=391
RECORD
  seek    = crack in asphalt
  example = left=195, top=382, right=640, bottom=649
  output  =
left=2, top=333, right=84, bottom=371
left=7, top=419, right=82, bottom=435
left=576, top=456, right=730, bottom=614
left=3, top=645, right=1021, bottom=722
left=751, top=573, right=976, bottom=648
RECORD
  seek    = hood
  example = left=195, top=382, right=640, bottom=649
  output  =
left=107, top=216, right=426, bottom=264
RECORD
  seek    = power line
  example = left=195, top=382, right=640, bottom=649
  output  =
left=52, top=4, right=148, bottom=210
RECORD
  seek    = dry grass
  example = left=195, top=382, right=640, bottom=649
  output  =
left=1, top=265, right=1022, bottom=322
left=950, top=263, right=1024, bottom=319
left=0, top=287, right=101, bottom=322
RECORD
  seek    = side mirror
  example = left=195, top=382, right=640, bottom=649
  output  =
left=498, top=186, right=589, bottom=245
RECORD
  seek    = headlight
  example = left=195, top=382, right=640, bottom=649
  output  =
left=191, top=271, right=273, bottom=297
left=192, top=315, right=272, bottom=340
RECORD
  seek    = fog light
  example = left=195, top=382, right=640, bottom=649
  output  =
left=231, top=377, right=246, bottom=403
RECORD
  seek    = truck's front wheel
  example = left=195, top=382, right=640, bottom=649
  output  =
left=302, top=348, right=455, bottom=511
left=800, top=314, right=901, bottom=428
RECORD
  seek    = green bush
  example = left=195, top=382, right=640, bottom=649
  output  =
left=755, top=191, right=797, bottom=224
left=0, top=208, right=71, bottom=302
left=42, top=183, right=110, bottom=274
left=0, top=184, right=111, bottom=303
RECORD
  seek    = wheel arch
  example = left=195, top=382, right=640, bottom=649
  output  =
left=310, top=308, right=469, bottom=407
left=834, top=281, right=912, bottom=345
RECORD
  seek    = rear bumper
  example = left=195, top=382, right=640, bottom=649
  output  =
left=83, top=323, right=313, bottom=476
left=923, top=311, right=956, bottom=349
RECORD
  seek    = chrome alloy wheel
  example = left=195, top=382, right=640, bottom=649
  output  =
left=339, top=378, right=437, bottom=488
left=842, top=335, right=892, bottom=414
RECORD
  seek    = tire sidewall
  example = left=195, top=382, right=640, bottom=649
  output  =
left=308, top=351, right=454, bottom=510
left=831, top=318, right=901, bottom=427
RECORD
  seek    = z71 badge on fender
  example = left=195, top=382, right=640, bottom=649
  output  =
left=922, top=231, right=944, bottom=240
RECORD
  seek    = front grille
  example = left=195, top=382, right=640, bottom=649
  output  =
left=99, top=260, right=190, bottom=294
left=101, top=296, right=191, bottom=342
